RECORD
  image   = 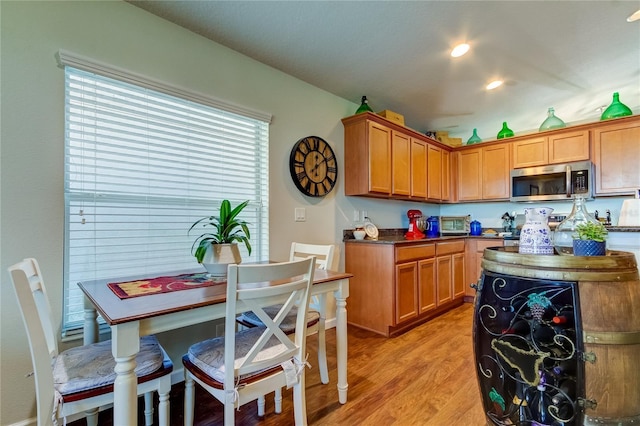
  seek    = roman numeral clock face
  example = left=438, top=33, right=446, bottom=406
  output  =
left=289, top=136, right=338, bottom=197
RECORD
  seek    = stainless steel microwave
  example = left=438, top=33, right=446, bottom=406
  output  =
left=510, top=160, right=593, bottom=202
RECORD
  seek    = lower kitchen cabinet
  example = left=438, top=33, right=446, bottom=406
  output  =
left=464, top=238, right=505, bottom=301
left=345, top=239, right=464, bottom=337
left=435, top=240, right=465, bottom=304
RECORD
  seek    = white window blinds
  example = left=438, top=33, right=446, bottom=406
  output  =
left=62, top=64, right=270, bottom=333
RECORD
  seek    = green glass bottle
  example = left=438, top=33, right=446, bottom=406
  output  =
left=496, top=122, right=514, bottom=139
left=355, top=96, right=374, bottom=114
left=539, top=107, right=566, bottom=131
left=600, top=92, right=632, bottom=120
left=467, top=128, right=482, bottom=144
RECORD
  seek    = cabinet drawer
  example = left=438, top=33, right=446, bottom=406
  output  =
left=396, top=244, right=435, bottom=263
left=436, top=240, right=465, bottom=256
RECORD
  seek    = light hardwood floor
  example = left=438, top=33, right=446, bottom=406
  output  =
left=73, top=303, right=486, bottom=425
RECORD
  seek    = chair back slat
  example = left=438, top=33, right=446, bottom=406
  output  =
left=289, top=242, right=337, bottom=271
left=8, top=258, right=58, bottom=426
left=224, top=258, right=315, bottom=387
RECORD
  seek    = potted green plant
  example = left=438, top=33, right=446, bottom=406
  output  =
left=573, top=221, right=608, bottom=256
left=188, top=199, right=252, bottom=277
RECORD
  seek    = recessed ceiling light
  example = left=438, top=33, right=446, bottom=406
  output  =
left=451, top=43, right=470, bottom=58
left=627, top=9, right=640, bottom=22
left=486, top=80, right=503, bottom=90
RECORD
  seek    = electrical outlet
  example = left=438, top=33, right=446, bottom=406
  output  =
left=362, top=210, right=368, bottom=221
left=295, top=207, right=306, bottom=222
left=353, top=210, right=360, bottom=222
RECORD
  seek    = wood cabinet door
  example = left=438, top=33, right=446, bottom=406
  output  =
left=368, top=121, right=392, bottom=194
left=410, top=138, right=428, bottom=199
left=427, top=144, right=443, bottom=200
left=395, top=262, right=418, bottom=324
left=457, top=148, right=483, bottom=201
left=512, top=136, right=547, bottom=168
left=392, top=131, right=411, bottom=197
left=482, top=143, right=511, bottom=200
left=441, top=150, right=451, bottom=201
left=418, top=258, right=436, bottom=314
left=452, top=253, right=466, bottom=299
left=436, top=255, right=452, bottom=305
left=548, top=129, right=590, bottom=164
left=593, top=119, right=640, bottom=195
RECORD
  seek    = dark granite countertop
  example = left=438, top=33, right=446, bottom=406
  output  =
left=343, top=226, right=640, bottom=245
left=605, top=226, right=640, bottom=232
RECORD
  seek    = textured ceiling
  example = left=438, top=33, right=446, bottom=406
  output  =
left=129, top=1, right=640, bottom=141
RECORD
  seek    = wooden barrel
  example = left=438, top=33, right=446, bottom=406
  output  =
left=580, top=279, right=640, bottom=425
left=482, top=248, right=640, bottom=424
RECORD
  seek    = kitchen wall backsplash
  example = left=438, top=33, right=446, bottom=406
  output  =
left=439, top=196, right=631, bottom=229
left=343, top=195, right=632, bottom=231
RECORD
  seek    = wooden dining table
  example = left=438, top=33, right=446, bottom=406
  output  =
left=78, top=267, right=351, bottom=425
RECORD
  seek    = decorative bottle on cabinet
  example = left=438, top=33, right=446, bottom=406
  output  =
left=600, top=92, right=632, bottom=120
left=553, top=196, right=600, bottom=255
left=355, top=96, right=374, bottom=114
left=519, top=207, right=554, bottom=255
left=496, top=122, right=514, bottom=139
left=539, top=107, right=566, bottom=131
left=467, top=128, right=482, bottom=144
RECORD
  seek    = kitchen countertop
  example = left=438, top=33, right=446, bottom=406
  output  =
left=343, top=226, right=640, bottom=245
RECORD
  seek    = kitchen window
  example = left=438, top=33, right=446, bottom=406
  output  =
left=60, top=52, right=270, bottom=334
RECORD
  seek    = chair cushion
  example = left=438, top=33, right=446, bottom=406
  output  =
left=52, top=335, right=165, bottom=395
left=237, top=305, right=320, bottom=333
left=187, top=326, right=289, bottom=384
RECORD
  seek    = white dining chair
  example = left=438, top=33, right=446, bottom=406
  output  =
left=236, top=243, right=337, bottom=415
left=182, top=257, right=315, bottom=425
left=8, top=258, right=173, bottom=426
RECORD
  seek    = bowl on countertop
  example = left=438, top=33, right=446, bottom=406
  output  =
left=353, top=230, right=366, bottom=240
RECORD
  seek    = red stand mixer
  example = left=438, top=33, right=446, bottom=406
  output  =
left=405, top=209, right=425, bottom=239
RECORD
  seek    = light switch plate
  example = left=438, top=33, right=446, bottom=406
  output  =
left=295, top=207, right=306, bottom=222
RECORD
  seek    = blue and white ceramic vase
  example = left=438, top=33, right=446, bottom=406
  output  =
left=519, top=207, right=554, bottom=255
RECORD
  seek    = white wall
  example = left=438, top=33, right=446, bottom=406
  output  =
left=0, top=2, right=446, bottom=423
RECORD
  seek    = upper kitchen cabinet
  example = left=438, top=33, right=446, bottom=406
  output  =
left=592, top=115, right=640, bottom=196
left=410, top=138, right=428, bottom=199
left=342, top=112, right=451, bottom=202
left=427, top=144, right=451, bottom=201
left=456, top=142, right=511, bottom=201
left=512, top=129, right=589, bottom=168
left=391, top=130, right=411, bottom=197
left=343, top=115, right=392, bottom=197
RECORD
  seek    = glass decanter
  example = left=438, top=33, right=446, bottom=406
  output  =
left=539, top=107, right=566, bottom=131
left=497, top=122, right=514, bottom=139
left=600, top=92, right=632, bottom=120
left=553, top=196, right=601, bottom=255
left=467, top=128, right=482, bottom=144
left=355, top=96, right=374, bottom=114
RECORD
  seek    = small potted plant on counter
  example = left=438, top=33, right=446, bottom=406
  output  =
left=573, top=221, right=608, bottom=256
left=189, top=199, right=252, bottom=277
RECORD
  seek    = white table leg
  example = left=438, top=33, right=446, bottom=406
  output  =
left=112, top=322, right=140, bottom=425
left=334, top=279, right=349, bottom=404
left=83, top=296, right=99, bottom=345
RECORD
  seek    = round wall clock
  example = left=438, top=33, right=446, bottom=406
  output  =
left=289, top=136, right=338, bottom=197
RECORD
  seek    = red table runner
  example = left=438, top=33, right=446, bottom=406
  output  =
left=108, top=272, right=225, bottom=299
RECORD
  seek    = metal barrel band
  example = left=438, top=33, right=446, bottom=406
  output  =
left=583, top=330, right=640, bottom=345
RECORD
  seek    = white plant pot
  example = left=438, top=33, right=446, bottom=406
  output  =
left=200, top=243, right=242, bottom=277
